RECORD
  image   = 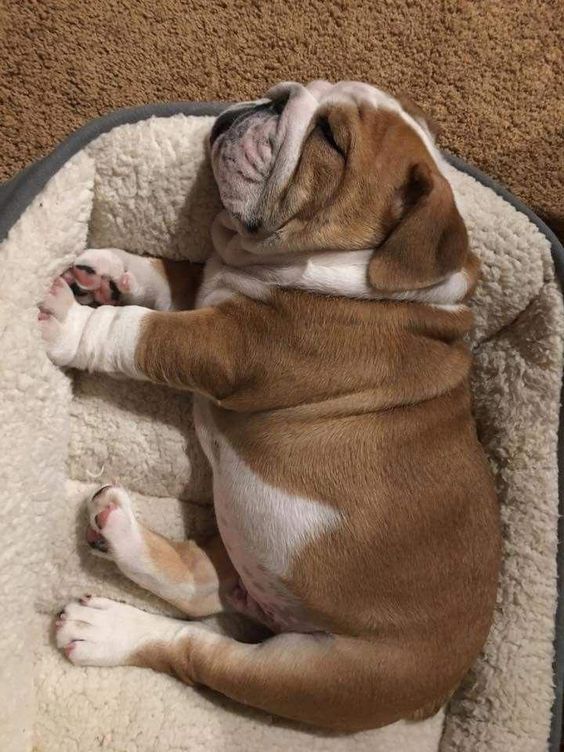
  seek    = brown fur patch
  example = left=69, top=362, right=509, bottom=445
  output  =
left=130, top=627, right=460, bottom=731
left=139, top=528, right=237, bottom=617
left=133, top=285, right=500, bottom=723
left=129, top=636, right=196, bottom=685
left=150, top=258, right=204, bottom=309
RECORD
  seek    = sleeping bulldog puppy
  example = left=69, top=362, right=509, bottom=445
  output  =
left=41, top=80, right=501, bottom=731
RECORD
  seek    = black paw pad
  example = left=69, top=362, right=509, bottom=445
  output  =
left=75, top=264, right=96, bottom=275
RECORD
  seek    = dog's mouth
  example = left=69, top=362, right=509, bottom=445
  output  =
left=209, top=87, right=307, bottom=236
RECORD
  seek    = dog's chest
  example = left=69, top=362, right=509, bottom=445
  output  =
left=193, top=396, right=339, bottom=632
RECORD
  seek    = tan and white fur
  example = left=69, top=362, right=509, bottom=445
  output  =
left=41, top=80, right=500, bottom=731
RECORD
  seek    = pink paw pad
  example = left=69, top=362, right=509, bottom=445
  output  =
left=118, top=272, right=134, bottom=293
left=95, top=277, right=118, bottom=305
left=86, top=526, right=105, bottom=544
left=94, top=503, right=117, bottom=530
left=64, top=262, right=125, bottom=306
left=72, top=265, right=99, bottom=290
left=85, top=526, right=109, bottom=554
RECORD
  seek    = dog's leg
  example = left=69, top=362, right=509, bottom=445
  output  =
left=39, top=279, right=253, bottom=401
left=62, top=248, right=203, bottom=311
left=55, top=598, right=409, bottom=730
left=85, top=485, right=236, bottom=617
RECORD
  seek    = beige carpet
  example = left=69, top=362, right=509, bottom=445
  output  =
left=0, top=0, right=562, bottom=237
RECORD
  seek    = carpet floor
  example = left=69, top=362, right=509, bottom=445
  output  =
left=0, top=0, right=562, bottom=236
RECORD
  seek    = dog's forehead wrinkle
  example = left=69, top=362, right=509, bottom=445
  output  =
left=310, top=81, right=446, bottom=176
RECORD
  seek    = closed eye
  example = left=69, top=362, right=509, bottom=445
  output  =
left=316, top=116, right=345, bottom=157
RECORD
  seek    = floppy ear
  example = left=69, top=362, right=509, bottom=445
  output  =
left=368, top=162, right=469, bottom=293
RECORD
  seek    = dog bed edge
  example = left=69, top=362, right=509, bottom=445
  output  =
left=1, top=101, right=562, bottom=752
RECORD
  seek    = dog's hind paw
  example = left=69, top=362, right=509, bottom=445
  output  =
left=55, top=596, right=184, bottom=666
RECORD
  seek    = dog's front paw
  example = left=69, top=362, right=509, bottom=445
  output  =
left=63, top=248, right=137, bottom=307
left=55, top=596, right=180, bottom=666
left=38, top=277, right=91, bottom=366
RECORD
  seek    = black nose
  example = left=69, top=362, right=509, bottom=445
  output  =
left=244, top=219, right=262, bottom=234
left=209, top=102, right=262, bottom=146
left=210, top=106, right=245, bottom=145
left=209, top=98, right=286, bottom=146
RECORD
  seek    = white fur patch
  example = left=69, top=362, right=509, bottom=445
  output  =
left=198, top=247, right=470, bottom=308
left=193, top=397, right=341, bottom=628
left=214, top=437, right=341, bottom=577
left=40, top=277, right=148, bottom=377
left=406, top=270, right=469, bottom=306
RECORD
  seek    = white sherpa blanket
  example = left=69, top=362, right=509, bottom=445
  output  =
left=0, top=114, right=562, bottom=752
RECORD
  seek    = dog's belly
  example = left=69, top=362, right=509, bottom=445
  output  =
left=193, top=396, right=340, bottom=633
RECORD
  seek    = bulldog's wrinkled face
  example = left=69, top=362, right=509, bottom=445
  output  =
left=210, top=81, right=438, bottom=234
left=210, top=80, right=471, bottom=294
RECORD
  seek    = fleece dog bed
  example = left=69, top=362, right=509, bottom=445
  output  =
left=0, top=102, right=563, bottom=752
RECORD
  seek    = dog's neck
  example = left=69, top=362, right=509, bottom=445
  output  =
left=210, top=210, right=469, bottom=307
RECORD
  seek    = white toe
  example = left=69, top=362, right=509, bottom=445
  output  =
left=76, top=248, right=126, bottom=280
left=39, top=277, right=93, bottom=367
left=80, top=595, right=115, bottom=610
left=41, top=277, right=75, bottom=320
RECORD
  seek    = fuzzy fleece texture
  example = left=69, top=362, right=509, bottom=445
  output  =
left=0, top=114, right=562, bottom=752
